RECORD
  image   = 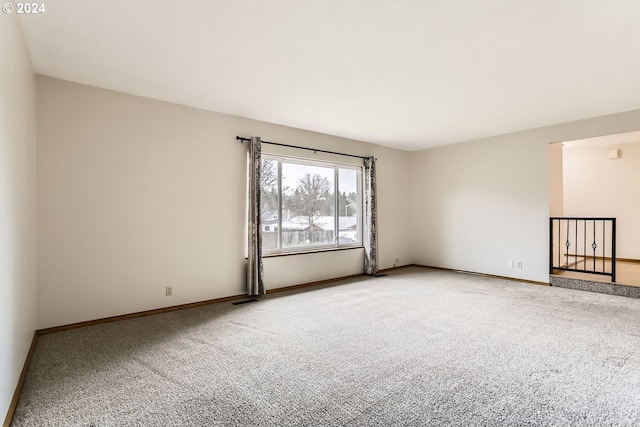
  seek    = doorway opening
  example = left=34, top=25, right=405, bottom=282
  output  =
left=548, top=130, right=640, bottom=293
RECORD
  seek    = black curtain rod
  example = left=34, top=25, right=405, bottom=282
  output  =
left=236, top=136, right=371, bottom=160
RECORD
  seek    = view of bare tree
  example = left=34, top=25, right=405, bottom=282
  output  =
left=260, top=158, right=277, bottom=191
left=289, top=173, right=332, bottom=228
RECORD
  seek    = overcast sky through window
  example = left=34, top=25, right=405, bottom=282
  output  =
left=281, top=163, right=358, bottom=195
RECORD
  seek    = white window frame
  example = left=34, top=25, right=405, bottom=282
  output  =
left=262, top=154, right=363, bottom=255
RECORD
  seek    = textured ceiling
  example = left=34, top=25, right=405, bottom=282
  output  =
left=18, top=0, right=640, bottom=151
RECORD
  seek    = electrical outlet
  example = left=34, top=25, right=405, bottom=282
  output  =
left=508, top=260, right=513, bottom=268
left=517, top=261, right=523, bottom=269
left=165, top=286, right=173, bottom=296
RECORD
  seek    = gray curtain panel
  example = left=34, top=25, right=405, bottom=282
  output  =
left=364, top=156, right=378, bottom=275
left=247, top=136, right=265, bottom=295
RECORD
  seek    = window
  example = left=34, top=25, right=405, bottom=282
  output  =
left=260, top=155, right=362, bottom=254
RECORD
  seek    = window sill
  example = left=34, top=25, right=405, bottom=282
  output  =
left=263, top=246, right=364, bottom=258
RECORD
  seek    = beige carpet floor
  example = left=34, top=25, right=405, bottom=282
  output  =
left=11, top=267, right=640, bottom=426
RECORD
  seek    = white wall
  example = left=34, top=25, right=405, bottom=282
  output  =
left=548, top=142, right=563, bottom=217
left=563, top=141, right=640, bottom=259
left=410, top=110, right=640, bottom=283
left=36, top=76, right=412, bottom=329
left=33, top=70, right=640, bottom=329
left=0, top=14, right=37, bottom=422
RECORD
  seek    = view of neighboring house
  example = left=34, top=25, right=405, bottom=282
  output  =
left=262, top=211, right=358, bottom=249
